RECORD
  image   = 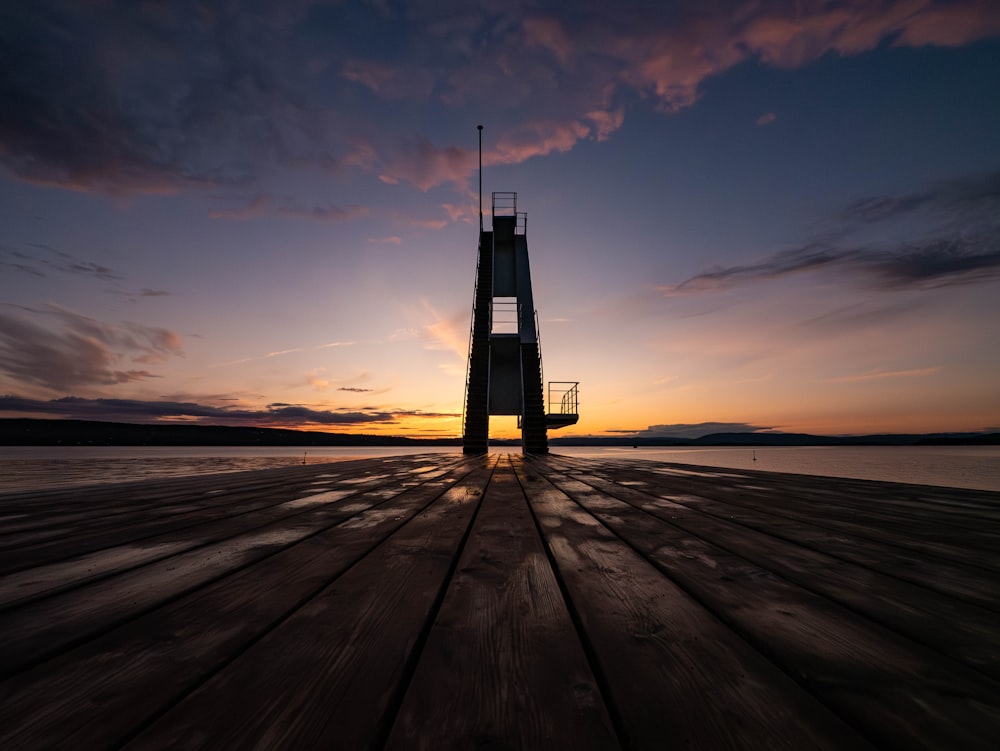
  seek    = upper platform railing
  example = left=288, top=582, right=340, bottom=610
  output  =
left=492, top=192, right=527, bottom=235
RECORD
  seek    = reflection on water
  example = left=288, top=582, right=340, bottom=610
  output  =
left=553, top=445, right=1000, bottom=492
left=0, top=447, right=458, bottom=493
left=1, top=445, right=998, bottom=493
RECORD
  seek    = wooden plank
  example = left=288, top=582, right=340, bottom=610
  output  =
left=667, top=490, right=1000, bottom=613
left=0, top=455, right=460, bottom=574
left=569, top=458, right=1000, bottom=566
left=512, top=457, right=871, bottom=750
left=0, top=455, right=464, bottom=571
left=541, top=458, right=1000, bottom=677
left=0, top=458, right=492, bottom=749
left=550, top=454, right=1000, bottom=534
left=386, top=456, right=619, bottom=750
left=118, top=457, right=496, bottom=750
left=0, top=456, right=414, bottom=522
left=553, top=456, right=1000, bottom=519
left=549, top=455, right=1000, bottom=612
left=532, top=460, right=1000, bottom=749
left=0, top=458, right=471, bottom=678
left=0, top=463, right=457, bottom=609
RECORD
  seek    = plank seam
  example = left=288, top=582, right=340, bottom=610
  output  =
left=0, top=459, right=481, bottom=683
left=511, top=456, right=632, bottom=751
left=522, top=457, right=892, bottom=749
left=537, top=460, right=1000, bottom=745
left=105, top=457, right=490, bottom=750
left=0, top=457, right=469, bottom=605
left=371, top=454, right=501, bottom=750
left=548, top=455, right=1000, bottom=611
left=544, top=460, right=1000, bottom=683
left=0, top=456, right=471, bottom=575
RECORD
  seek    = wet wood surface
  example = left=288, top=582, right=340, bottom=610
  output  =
left=0, top=452, right=998, bottom=749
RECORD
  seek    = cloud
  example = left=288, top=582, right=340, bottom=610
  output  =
left=610, top=422, right=777, bottom=439
left=0, top=244, right=174, bottom=300
left=0, top=395, right=458, bottom=427
left=306, top=370, right=330, bottom=390
left=303, top=368, right=375, bottom=393
left=666, top=238, right=1000, bottom=294
left=410, top=218, right=449, bottom=230
left=0, top=4, right=288, bottom=193
left=377, top=111, right=626, bottom=191
left=210, top=195, right=368, bottom=222
left=826, top=367, right=941, bottom=383
left=378, top=137, right=476, bottom=191
left=523, top=16, right=574, bottom=65
left=4, top=0, right=1000, bottom=200
left=214, top=339, right=356, bottom=369
left=0, top=243, right=124, bottom=282
left=352, top=1, right=1000, bottom=191
left=664, top=170, right=1000, bottom=294
left=420, top=300, right=468, bottom=360
left=339, top=59, right=435, bottom=99
left=0, top=304, right=183, bottom=392
left=838, top=170, right=1000, bottom=224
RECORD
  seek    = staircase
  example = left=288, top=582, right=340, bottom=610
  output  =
left=462, top=232, right=492, bottom=454
left=520, top=342, right=548, bottom=454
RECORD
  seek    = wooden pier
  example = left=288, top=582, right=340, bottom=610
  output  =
left=0, top=453, right=998, bottom=749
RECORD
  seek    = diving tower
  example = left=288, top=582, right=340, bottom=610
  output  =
left=462, top=192, right=579, bottom=454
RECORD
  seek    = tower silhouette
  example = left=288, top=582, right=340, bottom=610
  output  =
left=462, top=192, right=577, bottom=454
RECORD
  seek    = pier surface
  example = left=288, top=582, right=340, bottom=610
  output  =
left=0, top=453, right=998, bottom=749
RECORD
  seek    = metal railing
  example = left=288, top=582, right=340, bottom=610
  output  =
left=490, top=299, right=519, bottom=334
left=548, top=382, right=579, bottom=415
left=492, top=191, right=516, bottom=216
left=492, top=192, right=527, bottom=233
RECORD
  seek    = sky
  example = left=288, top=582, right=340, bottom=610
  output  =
left=2, top=0, right=999, bottom=440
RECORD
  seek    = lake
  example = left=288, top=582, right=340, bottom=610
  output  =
left=1, top=445, right=998, bottom=493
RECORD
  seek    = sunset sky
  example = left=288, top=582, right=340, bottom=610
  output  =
left=2, top=0, right=999, bottom=439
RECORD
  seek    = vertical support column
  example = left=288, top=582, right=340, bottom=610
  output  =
left=462, top=232, right=492, bottom=454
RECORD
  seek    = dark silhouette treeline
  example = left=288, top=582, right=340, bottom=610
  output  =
left=1, top=419, right=996, bottom=447
left=0, top=419, right=459, bottom=447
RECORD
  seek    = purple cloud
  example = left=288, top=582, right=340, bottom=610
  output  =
left=0, top=305, right=183, bottom=391
left=664, top=171, right=1000, bottom=294
left=0, top=395, right=459, bottom=427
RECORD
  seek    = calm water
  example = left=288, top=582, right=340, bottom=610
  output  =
left=0, top=445, right=998, bottom=493
left=553, top=445, right=1000, bottom=492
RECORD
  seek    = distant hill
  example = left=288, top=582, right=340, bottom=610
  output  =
left=1, top=418, right=996, bottom=447
left=550, top=431, right=1000, bottom=447
left=0, top=419, right=460, bottom=447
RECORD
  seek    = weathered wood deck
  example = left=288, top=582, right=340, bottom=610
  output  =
left=0, top=452, right=998, bottom=749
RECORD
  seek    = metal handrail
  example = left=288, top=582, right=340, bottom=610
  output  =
left=492, top=191, right=516, bottom=217
left=491, top=193, right=526, bottom=233
left=534, top=309, right=543, bottom=387
left=462, top=232, right=488, bottom=438
left=461, top=246, right=479, bottom=437
left=547, top=381, right=579, bottom=415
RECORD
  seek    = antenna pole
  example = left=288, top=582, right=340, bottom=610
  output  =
left=477, top=124, right=483, bottom=232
